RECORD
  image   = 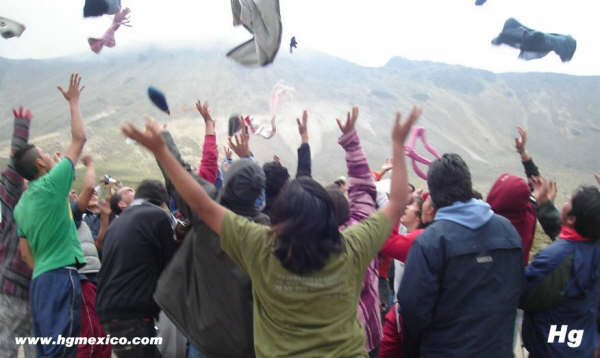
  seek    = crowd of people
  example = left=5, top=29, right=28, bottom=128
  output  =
left=0, top=73, right=599, bottom=358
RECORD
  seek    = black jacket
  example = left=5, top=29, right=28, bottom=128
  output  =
left=96, top=202, right=176, bottom=322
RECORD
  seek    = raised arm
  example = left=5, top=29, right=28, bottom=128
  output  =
left=75, top=155, right=96, bottom=212
left=122, top=117, right=227, bottom=235
left=531, top=176, right=562, bottom=240
left=296, top=110, right=311, bottom=178
left=2, top=107, right=31, bottom=212
left=336, top=106, right=376, bottom=224
left=373, top=158, right=392, bottom=182
left=380, top=107, right=421, bottom=226
left=515, top=126, right=540, bottom=178
left=196, top=100, right=219, bottom=184
left=157, top=129, right=195, bottom=220
left=58, top=73, right=87, bottom=165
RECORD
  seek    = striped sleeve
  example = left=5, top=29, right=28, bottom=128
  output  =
left=339, top=129, right=377, bottom=225
left=1, top=112, right=31, bottom=213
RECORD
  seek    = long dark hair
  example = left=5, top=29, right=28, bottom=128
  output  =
left=270, top=177, right=344, bottom=274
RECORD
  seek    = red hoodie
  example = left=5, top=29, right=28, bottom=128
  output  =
left=487, top=173, right=537, bottom=264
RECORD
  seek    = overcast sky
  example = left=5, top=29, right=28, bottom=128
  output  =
left=1, top=0, right=598, bottom=75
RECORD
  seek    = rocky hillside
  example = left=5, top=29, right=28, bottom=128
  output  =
left=1, top=46, right=598, bottom=198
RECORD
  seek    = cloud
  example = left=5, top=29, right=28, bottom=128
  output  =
left=1, top=0, right=599, bottom=75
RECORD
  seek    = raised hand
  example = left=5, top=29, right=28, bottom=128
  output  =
left=121, top=117, right=167, bottom=154
left=296, top=110, right=308, bottom=143
left=393, top=106, right=421, bottom=145
left=336, top=106, right=359, bottom=135
left=99, top=199, right=111, bottom=217
left=530, top=176, right=551, bottom=205
left=515, top=126, right=528, bottom=156
left=52, top=151, right=62, bottom=164
left=195, top=100, right=213, bottom=122
left=12, top=106, right=32, bottom=120
left=381, top=158, right=393, bottom=172
left=548, top=180, right=558, bottom=203
left=81, top=154, right=94, bottom=167
left=58, top=73, right=85, bottom=103
left=595, top=172, right=600, bottom=185
left=228, top=129, right=251, bottom=158
left=196, top=100, right=215, bottom=135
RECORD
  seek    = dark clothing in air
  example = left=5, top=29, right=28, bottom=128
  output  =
left=492, top=18, right=576, bottom=62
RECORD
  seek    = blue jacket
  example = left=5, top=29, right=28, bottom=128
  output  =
left=398, top=199, right=524, bottom=358
left=522, top=237, right=600, bottom=358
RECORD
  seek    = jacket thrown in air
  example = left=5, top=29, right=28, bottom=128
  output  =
left=398, top=199, right=524, bottom=358
left=521, top=223, right=600, bottom=358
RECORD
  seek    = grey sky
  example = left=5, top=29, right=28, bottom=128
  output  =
left=1, top=0, right=598, bottom=75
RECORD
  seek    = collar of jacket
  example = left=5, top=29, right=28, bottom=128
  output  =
left=560, top=226, right=591, bottom=242
left=434, top=199, right=494, bottom=229
left=130, top=199, right=177, bottom=230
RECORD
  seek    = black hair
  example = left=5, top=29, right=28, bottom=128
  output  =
left=263, top=161, right=290, bottom=203
left=110, top=193, right=122, bottom=215
left=325, top=184, right=349, bottom=226
left=427, top=153, right=473, bottom=209
left=334, top=179, right=346, bottom=187
left=270, top=177, right=344, bottom=274
left=12, top=144, right=40, bottom=181
left=472, top=189, right=483, bottom=200
left=412, top=195, right=428, bottom=229
left=569, top=186, right=600, bottom=240
left=135, top=179, right=169, bottom=207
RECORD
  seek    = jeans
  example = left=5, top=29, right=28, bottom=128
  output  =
left=30, top=267, right=82, bottom=358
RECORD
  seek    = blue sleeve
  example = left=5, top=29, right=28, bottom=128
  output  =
left=397, top=229, right=443, bottom=355
left=524, top=241, right=570, bottom=292
left=520, top=241, right=573, bottom=312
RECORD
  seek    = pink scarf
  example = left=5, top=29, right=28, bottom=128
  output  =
left=88, top=8, right=131, bottom=54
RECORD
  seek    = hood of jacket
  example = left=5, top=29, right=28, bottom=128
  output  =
left=435, top=199, right=494, bottom=229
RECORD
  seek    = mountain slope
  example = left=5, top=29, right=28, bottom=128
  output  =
left=0, top=46, right=598, bottom=196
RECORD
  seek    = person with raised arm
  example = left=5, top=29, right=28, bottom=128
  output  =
left=195, top=100, right=219, bottom=184
left=263, top=110, right=311, bottom=216
left=521, top=177, right=600, bottom=358
left=13, top=73, right=87, bottom=357
left=0, top=107, right=35, bottom=358
left=326, top=106, right=381, bottom=357
left=122, top=106, right=419, bottom=357
left=69, top=154, right=111, bottom=358
left=514, top=126, right=561, bottom=241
